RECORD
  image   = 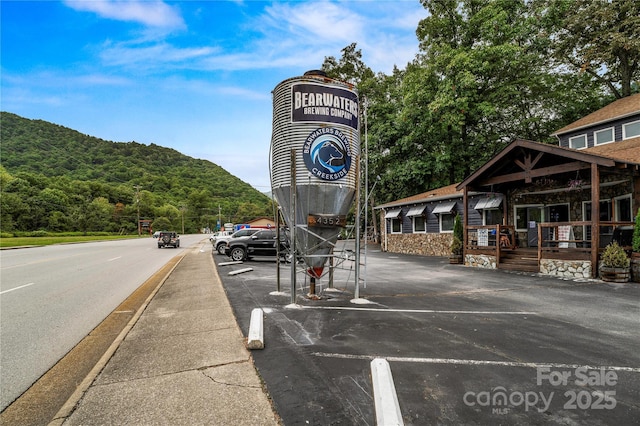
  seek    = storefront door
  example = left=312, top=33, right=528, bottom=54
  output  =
left=527, top=207, right=543, bottom=246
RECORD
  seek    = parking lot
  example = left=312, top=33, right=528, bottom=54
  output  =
left=214, top=241, right=640, bottom=425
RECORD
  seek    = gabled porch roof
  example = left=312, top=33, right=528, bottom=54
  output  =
left=456, top=139, right=640, bottom=192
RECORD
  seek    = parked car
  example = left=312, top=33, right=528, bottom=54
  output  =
left=224, top=228, right=289, bottom=261
left=209, top=230, right=233, bottom=242
left=157, top=231, right=180, bottom=248
left=153, top=231, right=161, bottom=238
left=214, top=228, right=260, bottom=255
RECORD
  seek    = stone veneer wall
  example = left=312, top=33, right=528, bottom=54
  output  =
left=386, top=233, right=452, bottom=257
left=540, top=259, right=592, bottom=279
left=465, top=254, right=497, bottom=269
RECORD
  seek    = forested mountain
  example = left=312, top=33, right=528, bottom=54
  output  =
left=0, top=112, right=272, bottom=234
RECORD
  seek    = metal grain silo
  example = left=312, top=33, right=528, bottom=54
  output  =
left=271, top=70, right=359, bottom=279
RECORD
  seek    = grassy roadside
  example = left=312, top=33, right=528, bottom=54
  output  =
left=0, top=235, right=145, bottom=248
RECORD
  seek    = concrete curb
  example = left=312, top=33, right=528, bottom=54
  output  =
left=229, top=267, right=253, bottom=275
left=371, top=358, right=404, bottom=426
left=247, top=308, right=265, bottom=350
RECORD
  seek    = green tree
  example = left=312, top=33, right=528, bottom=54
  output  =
left=535, top=0, right=640, bottom=98
left=86, top=197, right=114, bottom=232
left=0, top=192, right=26, bottom=232
left=152, top=217, right=172, bottom=232
left=322, top=42, right=375, bottom=86
left=155, top=203, right=181, bottom=229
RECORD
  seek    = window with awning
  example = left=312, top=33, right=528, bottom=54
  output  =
left=432, top=201, right=457, bottom=215
left=384, top=208, right=402, bottom=219
left=406, top=205, right=427, bottom=217
left=474, top=195, right=503, bottom=210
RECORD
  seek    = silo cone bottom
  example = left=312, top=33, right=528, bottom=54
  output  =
left=306, top=269, right=324, bottom=300
left=307, top=266, right=324, bottom=278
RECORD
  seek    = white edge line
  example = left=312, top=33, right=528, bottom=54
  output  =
left=0, top=282, right=35, bottom=295
left=107, top=256, right=122, bottom=262
left=312, top=352, right=640, bottom=373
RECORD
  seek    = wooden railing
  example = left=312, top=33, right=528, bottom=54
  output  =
left=465, top=225, right=517, bottom=260
left=537, top=221, right=634, bottom=261
left=466, top=222, right=635, bottom=264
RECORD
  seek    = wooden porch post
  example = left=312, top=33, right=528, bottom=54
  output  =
left=463, top=186, right=468, bottom=258
left=502, top=193, right=508, bottom=225
left=633, top=173, right=640, bottom=218
left=591, top=163, right=600, bottom=278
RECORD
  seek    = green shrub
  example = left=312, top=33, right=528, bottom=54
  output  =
left=450, top=236, right=463, bottom=255
left=25, top=230, right=49, bottom=237
left=633, top=208, right=640, bottom=253
left=453, top=214, right=463, bottom=242
left=600, top=241, right=630, bottom=268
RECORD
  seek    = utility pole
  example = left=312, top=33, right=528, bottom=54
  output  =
left=134, top=185, right=141, bottom=236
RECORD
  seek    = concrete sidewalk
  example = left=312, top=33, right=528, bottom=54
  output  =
left=53, top=245, right=280, bottom=425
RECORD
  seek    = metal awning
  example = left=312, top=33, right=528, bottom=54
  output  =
left=474, top=195, right=503, bottom=210
left=384, top=208, right=402, bottom=219
left=406, top=205, right=427, bottom=217
left=432, top=201, right=457, bottom=214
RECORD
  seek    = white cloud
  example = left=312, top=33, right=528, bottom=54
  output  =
left=252, top=0, right=422, bottom=74
left=2, top=69, right=131, bottom=89
left=63, top=0, right=185, bottom=29
left=99, top=41, right=217, bottom=68
left=262, top=1, right=364, bottom=44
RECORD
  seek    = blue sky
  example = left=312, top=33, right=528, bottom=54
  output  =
left=1, top=0, right=425, bottom=191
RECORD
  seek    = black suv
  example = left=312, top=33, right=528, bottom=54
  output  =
left=214, top=228, right=260, bottom=255
left=157, top=231, right=180, bottom=248
left=224, top=229, right=289, bottom=261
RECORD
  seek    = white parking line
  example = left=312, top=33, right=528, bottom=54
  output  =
left=108, top=256, right=122, bottom=262
left=312, top=352, right=640, bottom=373
left=0, top=282, right=35, bottom=295
left=301, top=306, right=537, bottom=315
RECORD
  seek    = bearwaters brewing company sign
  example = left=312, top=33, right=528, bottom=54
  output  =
left=292, top=83, right=359, bottom=131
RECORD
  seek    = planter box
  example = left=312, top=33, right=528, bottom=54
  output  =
left=631, top=257, right=640, bottom=283
left=449, top=254, right=463, bottom=264
left=600, top=265, right=631, bottom=283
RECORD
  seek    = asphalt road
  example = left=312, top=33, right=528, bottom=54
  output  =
left=0, top=234, right=205, bottom=411
left=216, top=241, right=640, bottom=425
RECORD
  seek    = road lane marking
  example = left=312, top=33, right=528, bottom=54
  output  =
left=312, top=352, right=640, bottom=373
left=0, top=282, right=35, bottom=295
left=299, top=306, right=537, bottom=315
left=107, top=256, right=122, bottom=261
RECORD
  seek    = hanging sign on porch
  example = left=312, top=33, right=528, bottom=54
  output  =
left=558, top=225, right=576, bottom=248
left=478, top=229, right=489, bottom=246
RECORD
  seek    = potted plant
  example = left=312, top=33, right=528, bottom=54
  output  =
left=449, top=236, right=463, bottom=264
left=599, top=241, right=631, bottom=283
left=631, top=208, right=640, bottom=282
left=449, top=214, right=464, bottom=264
